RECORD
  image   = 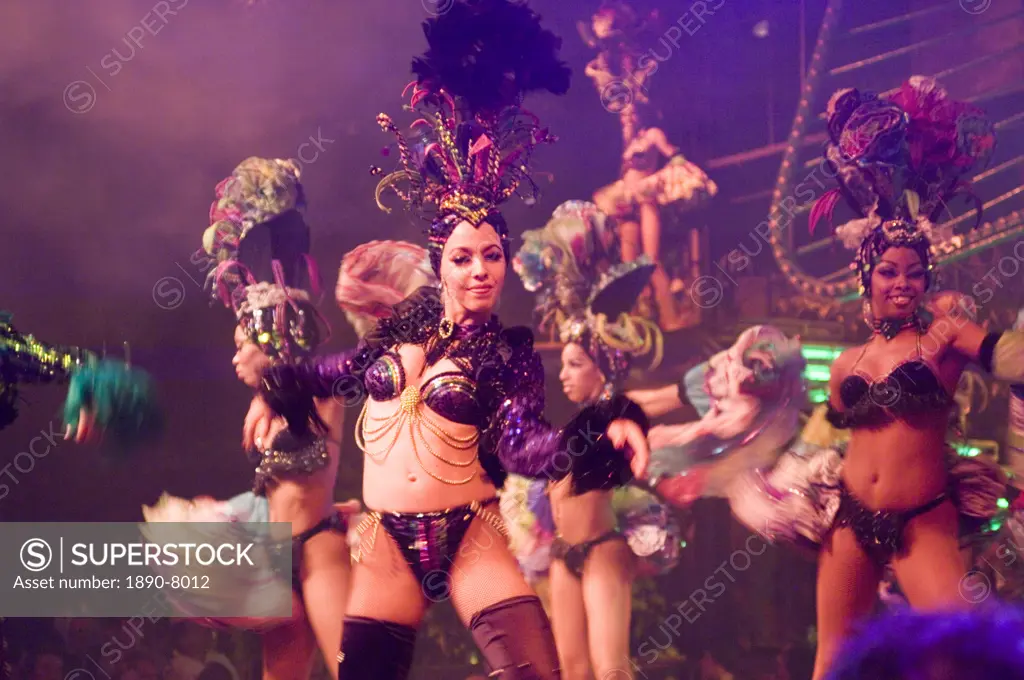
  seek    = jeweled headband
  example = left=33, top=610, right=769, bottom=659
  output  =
left=370, top=0, right=571, bottom=275
left=808, top=76, right=995, bottom=296
left=201, top=157, right=326, bottom=361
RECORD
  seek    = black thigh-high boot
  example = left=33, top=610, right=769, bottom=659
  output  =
left=469, top=595, right=561, bottom=679
left=337, top=616, right=417, bottom=680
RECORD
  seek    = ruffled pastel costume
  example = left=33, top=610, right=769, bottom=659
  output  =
left=646, top=325, right=806, bottom=500
left=500, top=475, right=556, bottom=583
left=594, top=153, right=718, bottom=220
left=140, top=492, right=297, bottom=631
left=335, top=240, right=437, bottom=339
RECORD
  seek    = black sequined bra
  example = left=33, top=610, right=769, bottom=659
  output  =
left=826, top=334, right=954, bottom=429
left=250, top=432, right=331, bottom=496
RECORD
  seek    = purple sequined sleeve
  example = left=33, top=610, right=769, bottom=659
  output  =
left=258, top=338, right=388, bottom=423
left=486, top=341, right=567, bottom=482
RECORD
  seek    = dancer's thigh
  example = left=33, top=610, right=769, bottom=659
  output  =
left=448, top=516, right=536, bottom=624
left=346, top=525, right=427, bottom=627
left=548, top=559, right=591, bottom=680
left=892, top=500, right=971, bottom=610
left=812, top=526, right=882, bottom=680
left=582, top=540, right=634, bottom=679
left=262, top=617, right=316, bottom=680
left=299, top=529, right=352, bottom=678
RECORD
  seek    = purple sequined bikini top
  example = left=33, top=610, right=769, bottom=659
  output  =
left=364, top=350, right=480, bottom=425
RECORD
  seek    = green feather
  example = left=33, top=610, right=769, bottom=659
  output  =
left=63, top=360, right=163, bottom=458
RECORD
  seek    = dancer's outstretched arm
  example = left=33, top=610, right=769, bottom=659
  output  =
left=626, top=383, right=683, bottom=418
left=481, top=328, right=650, bottom=487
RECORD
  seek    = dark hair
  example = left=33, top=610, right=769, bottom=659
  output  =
left=826, top=607, right=1024, bottom=680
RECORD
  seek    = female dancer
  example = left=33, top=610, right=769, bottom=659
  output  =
left=577, top=1, right=660, bottom=146
left=581, top=1, right=717, bottom=333
left=143, top=158, right=353, bottom=680
left=513, top=199, right=674, bottom=680
left=0, top=313, right=160, bottom=680
left=245, top=3, right=650, bottom=677
left=593, top=122, right=716, bottom=331
left=727, top=77, right=1015, bottom=678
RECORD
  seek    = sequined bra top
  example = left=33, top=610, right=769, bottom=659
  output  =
left=363, top=350, right=480, bottom=426
left=826, top=335, right=954, bottom=429
left=623, top=144, right=661, bottom=173
left=354, top=314, right=513, bottom=487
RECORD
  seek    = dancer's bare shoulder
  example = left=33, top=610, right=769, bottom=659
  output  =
left=831, top=346, right=861, bottom=382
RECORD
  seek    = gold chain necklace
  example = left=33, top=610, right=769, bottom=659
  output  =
left=355, top=384, right=480, bottom=485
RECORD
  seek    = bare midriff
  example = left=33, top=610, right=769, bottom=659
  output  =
left=549, top=478, right=617, bottom=545
left=265, top=398, right=343, bottom=535
left=841, top=410, right=951, bottom=510
left=361, top=418, right=498, bottom=512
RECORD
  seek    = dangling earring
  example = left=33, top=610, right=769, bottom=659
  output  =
left=862, top=299, right=875, bottom=328
left=438, top=279, right=455, bottom=339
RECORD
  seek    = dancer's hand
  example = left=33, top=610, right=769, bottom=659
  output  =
left=243, top=395, right=276, bottom=451
left=607, top=419, right=649, bottom=480
left=65, top=408, right=100, bottom=444
left=655, top=465, right=710, bottom=508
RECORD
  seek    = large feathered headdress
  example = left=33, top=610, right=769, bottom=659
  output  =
left=372, top=0, right=572, bottom=275
left=808, top=76, right=995, bottom=296
left=513, top=200, right=662, bottom=391
left=201, top=157, right=326, bottom=361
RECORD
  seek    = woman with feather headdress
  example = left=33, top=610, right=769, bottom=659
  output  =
left=724, top=77, right=1017, bottom=679
left=512, top=199, right=679, bottom=680
left=241, top=3, right=653, bottom=678
left=141, top=157, right=361, bottom=680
